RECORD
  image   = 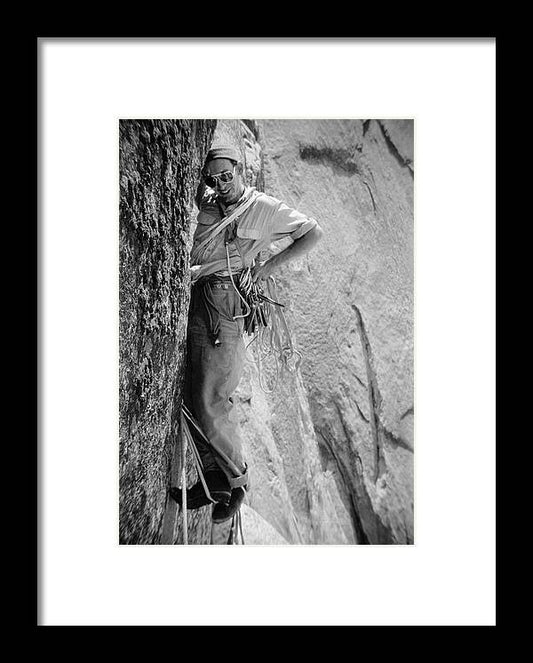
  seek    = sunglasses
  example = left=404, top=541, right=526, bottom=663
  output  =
left=203, top=165, right=236, bottom=188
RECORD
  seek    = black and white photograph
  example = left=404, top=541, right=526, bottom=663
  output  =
left=40, top=38, right=495, bottom=625
left=119, top=118, right=414, bottom=545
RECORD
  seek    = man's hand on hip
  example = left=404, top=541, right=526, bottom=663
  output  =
left=251, top=260, right=274, bottom=283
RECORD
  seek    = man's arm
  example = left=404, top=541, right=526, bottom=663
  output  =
left=251, top=224, right=324, bottom=282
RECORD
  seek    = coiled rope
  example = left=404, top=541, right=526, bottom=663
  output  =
left=225, top=242, right=302, bottom=393
left=242, top=273, right=302, bottom=393
left=254, top=277, right=302, bottom=394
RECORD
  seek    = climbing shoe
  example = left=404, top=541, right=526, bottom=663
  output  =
left=169, top=470, right=231, bottom=510
left=211, top=486, right=247, bottom=524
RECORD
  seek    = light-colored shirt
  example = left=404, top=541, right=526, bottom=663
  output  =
left=191, top=186, right=317, bottom=280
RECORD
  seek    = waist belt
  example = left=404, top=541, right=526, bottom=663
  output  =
left=204, top=272, right=243, bottom=283
left=195, top=273, right=243, bottom=290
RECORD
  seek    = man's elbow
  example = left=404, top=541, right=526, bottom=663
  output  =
left=292, top=222, right=324, bottom=254
left=307, top=223, right=324, bottom=247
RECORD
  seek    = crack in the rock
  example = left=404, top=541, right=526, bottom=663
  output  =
left=316, top=427, right=369, bottom=544
left=351, top=304, right=386, bottom=482
left=377, top=121, right=414, bottom=176
left=362, top=180, right=377, bottom=213
left=380, top=423, right=413, bottom=454
left=354, top=398, right=369, bottom=423
left=354, top=372, right=367, bottom=389
left=333, top=399, right=354, bottom=442
left=316, top=422, right=396, bottom=544
left=400, top=405, right=414, bottom=420
left=242, top=119, right=260, bottom=140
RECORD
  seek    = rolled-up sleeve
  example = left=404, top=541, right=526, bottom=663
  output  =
left=269, top=200, right=318, bottom=241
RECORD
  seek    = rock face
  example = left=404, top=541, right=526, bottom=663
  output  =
left=119, top=119, right=216, bottom=544
left=255, top=119, right=414, bottom=544
left=119, top=118, right=413, bottom=545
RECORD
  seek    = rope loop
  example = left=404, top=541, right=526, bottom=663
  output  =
left=222, top=241, right=302, bottom=393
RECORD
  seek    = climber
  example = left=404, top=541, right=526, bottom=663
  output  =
left=170, top=142, right=323, bottom=524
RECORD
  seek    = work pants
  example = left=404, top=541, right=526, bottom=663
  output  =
left=184, top=280, right=248, bottom=487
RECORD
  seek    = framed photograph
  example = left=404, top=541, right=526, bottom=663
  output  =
left=39, top=38, right=496, bottom=625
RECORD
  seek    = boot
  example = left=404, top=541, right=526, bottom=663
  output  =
left=211, top=486, right=247, bottom=524
left=169, top=469, right=231, bottom=510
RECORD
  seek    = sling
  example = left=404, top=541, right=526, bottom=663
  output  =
left=191, top=188, right=262, bottom=266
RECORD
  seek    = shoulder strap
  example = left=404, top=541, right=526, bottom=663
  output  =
left=191, top=189, right=261, bottom=262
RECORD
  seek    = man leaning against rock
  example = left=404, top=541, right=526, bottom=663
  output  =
left=170, top=143, right=323, bottom=524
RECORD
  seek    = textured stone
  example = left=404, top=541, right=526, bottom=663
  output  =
left=258, top=119, right=414, bottom=543
left=119, top=119, right=216, bottom=544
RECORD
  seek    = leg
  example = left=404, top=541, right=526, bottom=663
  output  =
left=188, top=314, right=248, bottom=481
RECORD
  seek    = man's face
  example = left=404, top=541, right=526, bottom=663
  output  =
left=203, top=158, right=244, bottom=205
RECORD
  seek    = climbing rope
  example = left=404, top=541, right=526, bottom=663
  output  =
left=181, top=407, right=217, bottom=504
left=224, top=239, right=302, bottom=394
left=238, top=509, right=245, bottom=544
left=225, top=242, right=251, bottom=320
left=227, top=509, right=245, bottom=545
left=183, top=402, right=242, bottom=477
left=244, top=275, right=302, bottom=393
left=179, top=403, right=247, bottom=545
left=179, top=240, right=302, bottom=544
left=180, top=410, right=188, bottom=545
left=178, top=406, right=218, bottom=545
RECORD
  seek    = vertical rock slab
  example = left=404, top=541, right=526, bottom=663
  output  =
left=210, top=120, right=356, bottom=544
left=119, top=119, right=216, bottom=544
left=259, top=119, right=414, bottom=543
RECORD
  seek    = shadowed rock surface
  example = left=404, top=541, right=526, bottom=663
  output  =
left=119, top=119, right=216, bottom=544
